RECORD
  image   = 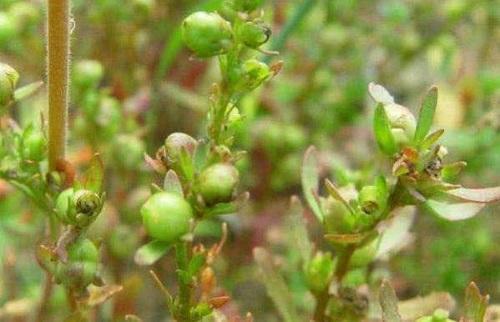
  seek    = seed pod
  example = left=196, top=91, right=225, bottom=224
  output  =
left=182, top=12, right=233, bottom=58
left=73, top=60, right=104, bottom=90
left=358, top=185, right=385, bottom=215
left=233, top=59, right=271, bottom=92
left=305, top=252, right=335, bottom=293
left=0, top=63, right=19, bottom=107
left=55, top=238, right=99, bottom=290
left=199, top=163, right=239, bottom=205
left=384, top=103, right=417, bottom=147
left=164, top=132, right=198, bottom=165
left=141, top=192, right=193, bottom=243
left=113, top=134, right=145, bottom=169
left=236, top=21, right=271, bottom=48
left=22, top=128, right=45, bottom=162
left=322, top=196, right=354, bottom=234
left=55, top=188, right=103, bottom=228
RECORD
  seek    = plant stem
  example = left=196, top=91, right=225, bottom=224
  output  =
left=175, top=242, right=192, bottom=322
left=47, top=0, right=70, bottom=171
left=312, top=289, right=329, bottom=322
left=334, top=245, right=356, bottom=283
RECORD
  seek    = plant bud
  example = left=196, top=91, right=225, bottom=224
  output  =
left=55, top=238, right=99, bottom=290
left=232, top=0, right=264, bottom=12
left=164, top=132, right=198, bottom=166
left=55, top=188, right=103, bottom=228
left=141, top=192, right=193, bottom=243
left=182, top=12, right=233, bottom=58
left=236, top=21, right=271, bottom=48
left=235, top=59, right=271, bottom=92
left=73, top=60, right=104, bottom=90
left=384, top=103, right=417, bottom=146
left=22, top=128, right=45, bottom=162
left=305, top=252, right=335, bottom=293
left=322, top=196, right=354, bottom=234
left=0, top=63, right=19, bottom=107
left=199, top=163, right=239, bottom=205
left=358, top=185, right=384, bottom=215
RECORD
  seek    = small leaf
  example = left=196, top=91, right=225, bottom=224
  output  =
left=324, top=232, right=369, bottom=245
left=446, top=187, right=500, bottom=203
left=301, top=146, right=324, bottom=222
left=442, top=161, right=467, bottom=179
left=253, top=248, right=299, bottom=322
left=463, top=282, right=489, bottom=322
left=14, top=81, right=43, bottom=101
left=379, top=280, right=402, bottom=322
left=86, top=284, right=123, bottom=306
left=425, top=199, right=486, bottom=221
left=414, top=86, right=438, bottom=144
left=368, top=82, right=395, bottom=104
left=375, top=206, right=415, bottom=260
left=188, top=253, right=206, bottom=277
left=420, top=129, right=445, bottom=151
left=163, top=170, right=183, bottom=196
left=134, top=240, right=171, bottom=266
left=324, top=179, right=355, bottom=214
left=374, top=103, right=397, bottom=155
left=82, top=154, right=104, bottom=194
left=287, top=196, right=313, bottom=264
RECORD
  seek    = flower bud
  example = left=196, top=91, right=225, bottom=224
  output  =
left=358, top=185, right=385, bottom=215
left=182, top=12, right=233, bottom=58
left=55, top=238, right=99, bottom=290
left=233, top=59, right=271, bottom=92
left=305, top=252, right=335, bottom=293
left=236, top=21, right=271, bottom=48
left=164, top=132, right=198, bottom=165
left=322, top=196, right=354, bottom=234
left=22, top=128, right=45, bottom=162
left=55, top=188, right=103, bottom=228
left=141, top=192, right=193, bottom=243
left=73, top=60, right=104, bottom=90
left=0, top=63, right=19, bottom=107
left=384, top=103, right=417, bottom=147
left=199, top=163, right=239, bottom=205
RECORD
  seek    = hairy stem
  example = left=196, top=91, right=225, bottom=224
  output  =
left=47, top=0, right=70, bottom=170
left=175, top=242, right=192, bottom=322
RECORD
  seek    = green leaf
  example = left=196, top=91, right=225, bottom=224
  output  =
left=287, top=196, right=313, bottom=264
left=188, top=253, right=206, bottom=277
left=81, top=154, right=104, bottom=194
left=463, top=282, right=489, bottom=322
left=414, top=86, right=438, bottom=145
left=86, top=284, right=123, bottom=307
left=14, top=81, right=43, bottom=102
left=134, top=240, right=171, bottom=266
left=420, top=128, right=444, bottom=151
left=425, top=199, right=486, bottom=221
left=253, top=248, right=299, bottom=322
left=163, top=170, right=183, bottom=197
left=379, top=280, right=402, bottom=322
left=373, top=103, right=397, bottom=155
left=441, top=161, right=467, bottom=180
left=324, top=179, right=355, bottom=215
left=301, top=146, right=324, bottom=222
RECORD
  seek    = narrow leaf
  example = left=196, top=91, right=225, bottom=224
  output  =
left=446, top=187, right=500, bottom=203
left=86, top=284, right=123, bottom=306
left=399, top=292, right=455, bottom=320
left=375, top=206, right=415, bottom=260
left=463, top=282, right=489, bottom=322
left=414, top=86, right=438, bottom=144
left=379, top=280, right=402, bottom=322
left=324, top=179, right=355, bottom=214
left=425, top=199, right=486, bottom=221
left=14, top=81, right=44, bottom=101
left=253, top=248, right=299, bottom=322
left=420, top=128, right=445, bottom=151
left=301, top=146, right=324, bottom=222
left=374, top=103, right=397, bottom=155
left=82, top=154, right=104, bottom=194
left=163, top=170, right=183, bottom=197
left=134, top=240, right=171, bottom=266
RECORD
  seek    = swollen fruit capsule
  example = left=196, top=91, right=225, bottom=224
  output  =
left=199, top=163, right=239, bottom=205
left=182, top=11, right=233, bottom=58
left=0, top=63, right=19, bottom=107
left=55, top=238, right=99, bottom=290
left=141, top=192, right=193, bottom=243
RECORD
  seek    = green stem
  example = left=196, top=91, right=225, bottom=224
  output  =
left=312, top=289, right=329, bottom=322
left=175, top=242, right=192, bottom=322
left=47, top=0, right=70, bottom=171
left=334, top=245, right=356, bottom=283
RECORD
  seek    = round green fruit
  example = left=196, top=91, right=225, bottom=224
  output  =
left=55, top=188, right=102, bottom=227
left=182, top=11, right=233, bottom=58
left=164, top=132, right=197, bottom=165
left=199, top=163, right=239, bottom=205
left=141, top=192, right=193, bottom=243
left=0, top=62, right=19, bottom=107
left=22, top=129, right=45, bottom=162
left=55, top=238, right=98, bottom=290
left=73, top=60, right=104, bottom=90
left=236, top=21, right=271, bottom=48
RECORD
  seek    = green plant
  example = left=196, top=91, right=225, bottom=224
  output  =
left=254, top=83, right=500, bottom=321
left=133, top=1, right=280, bottom=321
